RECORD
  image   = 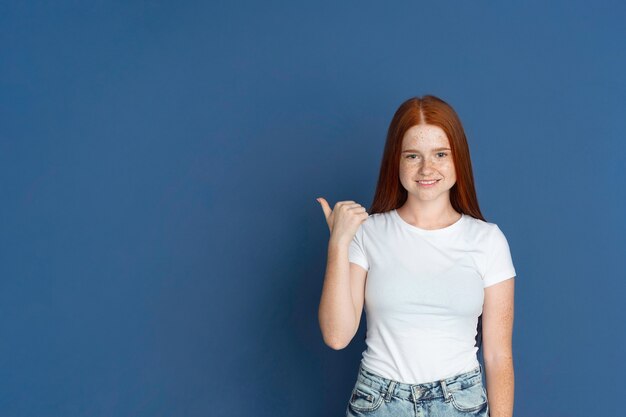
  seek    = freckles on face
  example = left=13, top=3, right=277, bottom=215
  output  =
left=399, top=124, right=457, bottom=188
left=401, top=124, right=450, bottom=152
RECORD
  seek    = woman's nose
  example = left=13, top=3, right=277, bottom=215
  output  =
left=419, top=159, right=435, bottom=174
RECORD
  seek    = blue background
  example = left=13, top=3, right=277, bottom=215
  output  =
left=1, top=1, right=624, bottom=416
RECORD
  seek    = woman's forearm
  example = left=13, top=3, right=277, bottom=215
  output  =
left=484, top=356, right=514, bottom=417
left=318, top=238, right=357, bottom=349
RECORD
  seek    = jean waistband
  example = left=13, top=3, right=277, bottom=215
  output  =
left=356, top=362, right=484, bottom=403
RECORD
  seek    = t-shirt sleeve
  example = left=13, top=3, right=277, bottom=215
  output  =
left=348, top=224, right=369, bottom=271
left=483, top=225, right=516, bottom=288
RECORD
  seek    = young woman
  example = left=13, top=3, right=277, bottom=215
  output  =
left=317, top=95, right=516, bottom=417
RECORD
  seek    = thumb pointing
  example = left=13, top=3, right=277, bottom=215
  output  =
left=316, top=197, right=332, bottom=219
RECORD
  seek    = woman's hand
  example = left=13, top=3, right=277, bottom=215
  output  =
left=316, top=197, right=369, bottom=246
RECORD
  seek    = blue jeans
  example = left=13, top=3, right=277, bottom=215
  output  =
left=345, top=363, right=489, bottom=417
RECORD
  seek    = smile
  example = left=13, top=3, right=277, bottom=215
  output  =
left=416, top=179, right=440, bottom=187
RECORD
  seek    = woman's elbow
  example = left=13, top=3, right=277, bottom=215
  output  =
left=323, top=335, right=351, bottom=350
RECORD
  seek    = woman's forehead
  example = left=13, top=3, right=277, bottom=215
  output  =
left=402, top=125, right=450, bottom=149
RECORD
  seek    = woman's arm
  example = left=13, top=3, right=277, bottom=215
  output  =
left=318, top=239, right=367, bottom=350
left=316, top=198, right=369, bottom=350
left=482, top=277, right=516, bottom=417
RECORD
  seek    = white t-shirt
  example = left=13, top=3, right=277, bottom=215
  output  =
left=348, top=209, right=516, bottom=384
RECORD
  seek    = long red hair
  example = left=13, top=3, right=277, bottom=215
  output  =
left=367, top=95, right=488, bottom=349
left=368, top=95, right=486, bottom=222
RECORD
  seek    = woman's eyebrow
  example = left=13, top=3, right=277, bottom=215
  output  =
left=401, top=147, right=451, bottom=153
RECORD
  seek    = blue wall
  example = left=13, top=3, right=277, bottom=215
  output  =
left=1, top=1, right=624, bottom=416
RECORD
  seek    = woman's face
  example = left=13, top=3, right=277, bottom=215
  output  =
left=399, top=124, right=457, bottom=204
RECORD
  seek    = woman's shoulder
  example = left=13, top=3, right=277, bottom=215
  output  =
left=357, top=210, right=392, bottom=233
left=462, top=214, right=503, bottom=241
left=364, top=210, right=393, bottom=225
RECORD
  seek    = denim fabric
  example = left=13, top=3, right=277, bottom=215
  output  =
left=345, top=363, right=489, bottom=417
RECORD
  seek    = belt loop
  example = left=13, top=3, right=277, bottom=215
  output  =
left=383, top=380, right=396, bottom=402
left=440, top=378, right=451, bottom=402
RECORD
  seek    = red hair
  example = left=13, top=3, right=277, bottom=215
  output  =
left=369, top=95, right=486, bottom=222
left=367, top=95, right=489, bottom=349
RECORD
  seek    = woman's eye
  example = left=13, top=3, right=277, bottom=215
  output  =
left=405, top=153, right=447, bottom=159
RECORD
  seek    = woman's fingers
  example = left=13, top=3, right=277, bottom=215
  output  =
left=317, top=199, right=362, bottom=218
left=317, top=197, right=369, bottom=239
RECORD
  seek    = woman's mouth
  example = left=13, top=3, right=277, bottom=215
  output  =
left=417, top=179, right=440, bottom=187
